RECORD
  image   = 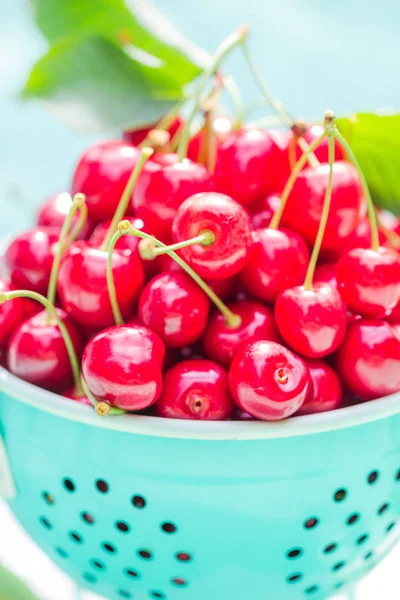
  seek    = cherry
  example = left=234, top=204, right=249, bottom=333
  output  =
left=388, top=301, right=400, bottom=323
left=63, top=387, right=92, bottom=407
left=239, top=228, right=309, bottom=303
left=202, top=300, right=279, bottom=368
left=249, top=194, right=281, bottom=229
left=336, top=320, right=400, bottom=400
left=5, top=227, right=60, bottom=295
left=82, top=324, right=165, bottom=410
left=281, top=161, right=364, bottom=252
left=275, top=283, right=347, bottom=358
left=295, top=124, right=346, bottom=163
left=187, top=115, right=233, bottom=163
left=331, top=216, right=387, bottom=259
left=214, top=128, right=290, bottom=205
left=72, top=140, right=141, bottom=222
left=229, top=340, right=310, bottom=420
left=123, top=116, right=183, bottom=146
left=138, top=272, right=209, bottom=348
left=156, top=359, right=234, bottom=420
left=132, top=153, right=214, bottom=242
left=57, top=241, right=144, bottom=327
left=22, top=298, right=42, bottom=319
left=296, top=359, right=343, bottom=415
left=0, top=280, right=24, bottom=349
left=37, top=192, right=94, bottom=239
left=336, top=247, right=400, bottom=318
left=171, top=192, right=253, bottom=280
left=314, top=263, right=338, bottom=288
left=7, top=308, right=84, bottom=392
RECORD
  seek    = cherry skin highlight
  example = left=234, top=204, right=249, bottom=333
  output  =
left=156, top=359, right=234, bottom=420
left=239, top=228, right=309, bottom=303
left=82, top=324, right=165, bottom=410
left=0, top=280, right=24, bottom=349
left=275, top=283, right=347, bottom=358
left=229, top=340, right=310, bottom=420
left=172, top=192, right=253, bottom=280
left=37, top=192, right=94, bottom=239
left=202, top=300, right=279, bottom=368
left=138, top=272, right=209, bottom=348
left=296, top=359, right=343, bottom=415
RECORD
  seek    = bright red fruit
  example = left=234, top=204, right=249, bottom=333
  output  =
left=123, top=116, right=183, bottom=146
left=172, top=192, right=253, bottom=280
left=336, top=320, right=400, bottom=400
left=5, top=227, right=60, bottom=295
left=296, top=124, right=346, bottom=163
left=7, top=309, right=84, bottom=391
left=156, top=359, right=234, bottom=420
left=296, top=359, right=343, bottom=415
left=275, top=283, right=347, bottom=358
left=36, top=192, right=94, bottom=239
left=187, top=116, right=233, bottom=163
left=57, top=241, right=144, bottom=327
left=138, top=272, right=209, bottom=348
left=250, top=194, right=281, bottom=229
left=239, top=228, right=309, bottom=303
left=336, top=247, right=400, bottom=318
left=229, top=340, right=310, bottom=420
left=314, top=263, right=338, bottom=288
left=82, top=324, right=165, bottom=410
left=282, top=162, right=364, bottom=252
left=132, top=153, right=214, bottom=242
left=388, top=301, right=400, bottom=323
left=72, top=140, right=140, bottom=223
left=202, top=300, right=279, bottom=368
left=0, top=280, right=24, bottom=349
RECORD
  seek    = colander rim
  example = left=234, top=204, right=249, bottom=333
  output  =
left=1, top=366, right=399, bottom=440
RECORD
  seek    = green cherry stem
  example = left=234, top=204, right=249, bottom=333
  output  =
left=106, top=232, right=125, bottom=326
left=269, top=132, right=327, bottom=230
left=63, top=199, right=88, bottom=248
left=149, top=230, right=215, bottom=257
left=116, top=221, right=242, bottom=328
left=100, top=147, right=154, bottom=252
left=178, top=25, right=249, bottom=161
left=332, top=129, right=380, bottom=251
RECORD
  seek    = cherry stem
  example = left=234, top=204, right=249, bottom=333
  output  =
left=0, top=290, right=83, bottom=396
left=80, top=375, right=125, bottom=416
left=332, top=129, right=380, bottom=251
left=100, top=147, right=154, bottom=252
left=64, top=200, right=88, bottom=248
left=106, top=232, right=125, bottom=326
left=177, top=25, right=249, bottom=161
left=204, top=110, right=218, bottom=173
left=221, top=74, right=245, bottom=128
left=150, top=230, right=215, bottom=257
left=47, top=193, right=86, bottom=310
left=269, top=132, right=327, bottom=230
left=303, top=130, right=335, bottom=290
left=116, top=221, right=242, bottom=328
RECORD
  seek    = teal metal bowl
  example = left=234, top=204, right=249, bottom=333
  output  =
left=0, top=367, right=399, bottom=600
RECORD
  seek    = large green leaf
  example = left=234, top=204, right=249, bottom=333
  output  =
left=337, top=112, right=400, bottom=215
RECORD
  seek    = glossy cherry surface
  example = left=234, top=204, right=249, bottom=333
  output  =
left=57, top=241, right=144, bottom=327
left=156, top=359, right=234, bottom=420
left=187, top=115, right=233, bottom=163
left=132, top=153, right=214, bottom=242
left=5, top=227, right=60, bottom=295
left=0, top=280, right=24, bottom=349
left=37, top=192, right=94, bottom=239
left=138, top=272, right=209, bottom=348
left=82, top=324, right=165, bottom=410
left=6, top=308, right=84, bottom=392
left=72, top=140, right=140, bottom=223
left=172, top=192, right=253, bottom=280
left=296, top=359, right=343, bottom=415
left=249, top=194, right=281, bottom=229
left=336, top=320, right=400, bottom=400
left=202, top=300, right=279, bottom=368
left=123, top=116, right=183, bottom=146
left=336, top=247, right=400, bottom=318
left=275, top=283, right=347, bottom=358
left=388, top=301, right=400, bottom=323
left=229, top=340, right=310, bottom=420
left=239, top=228, right=309, bottom=303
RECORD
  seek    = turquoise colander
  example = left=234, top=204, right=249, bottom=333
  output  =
left=0, top=367, right=399, bottom=600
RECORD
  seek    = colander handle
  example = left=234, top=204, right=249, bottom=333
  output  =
left=0, top=427, right=17, bottom=500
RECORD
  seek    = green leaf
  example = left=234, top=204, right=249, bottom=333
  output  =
left=337, top=112, right=400, bottom=215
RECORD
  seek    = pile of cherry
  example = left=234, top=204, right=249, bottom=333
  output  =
left=1, top=112, right=400, bottom=422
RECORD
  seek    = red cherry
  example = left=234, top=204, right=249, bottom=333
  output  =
left=239, top=228, right=309, bottom=303
left=156, top=359, right=234, bottom=420
left=388, top=301, right=400, bottom=323
left=138, top=272, right=209, bottom=348
left=336, top=247, right=400, bottom=318
left=203, top=300, right=279, bottom=368
left=296, top=359, right=343, bottom=415
left=275, top=283, right=347, bottom=358
left=7, top=308, right=84, bottom=391
left=187, top=116, right=233, bottom=163
left=229, top=340, right=310, bottom=420
left=5, top=227, right=60, bottom=295
left=123, top=116, right=183, bottom=146
left=314, top=263, right=338, bottom=288
left=82, top=324, right=165, bottom=410
left=63, top=387, right=92, bottom=407
left=282, top=162, right=364, bottom=252
left=336, top=320, right=400, bottom=400
left=249, top=194, right=281, bottom=229
left=57, top=241, right=144, bottom=327
left=296, top=124, right=346, bottom=163
left=132, top=153, right=214, bottom=242
left=0, top=280, right=24, bottom=349
left=172, top=192, right=253, bottom=280
left=214, top=128, right=290, bottom=205
left=22, top=298, right=42, bottom=319
left=72, top=140, right=141, bottom=223
left=37, top=192, right=94, bottom=239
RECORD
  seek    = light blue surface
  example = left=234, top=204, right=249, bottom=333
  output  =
left=1, top=1, right=400, bottom=236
